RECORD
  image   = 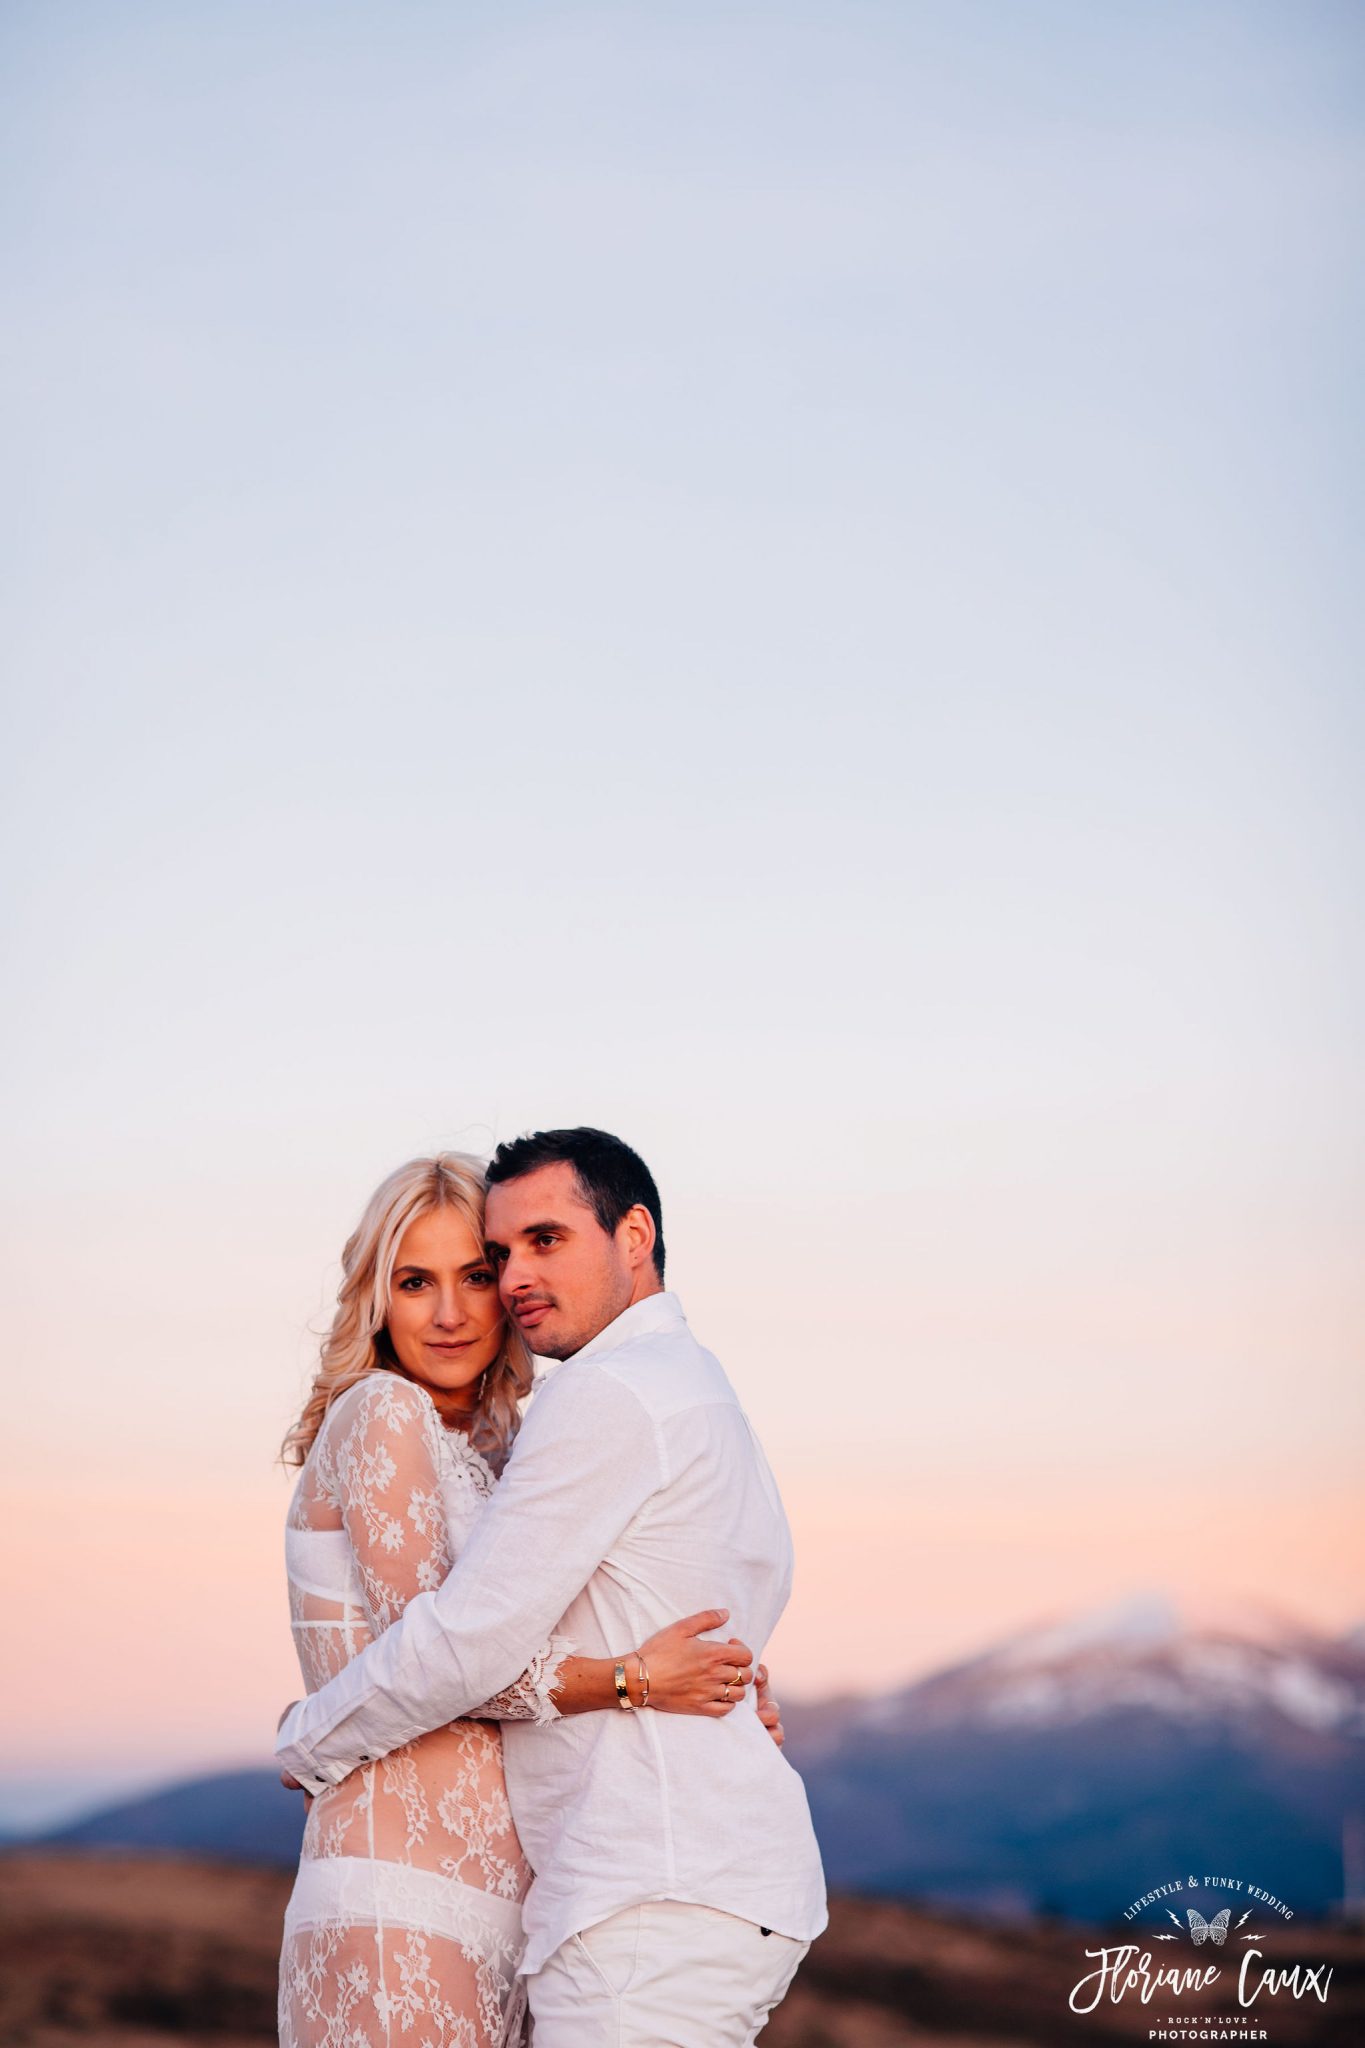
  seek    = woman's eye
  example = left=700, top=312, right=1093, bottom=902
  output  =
left=467, top=1270, right=495, bottom=1288
left=397, top=1275, right=427, bottom=1292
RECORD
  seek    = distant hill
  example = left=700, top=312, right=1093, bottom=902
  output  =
left=36, top=1596, right=1365, bottom=1923
left=46, top=1769, right=304, bottom=1867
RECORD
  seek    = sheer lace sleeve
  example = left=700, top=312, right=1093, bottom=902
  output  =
left=333, top=1373, right=455, bottom=1630
left=473, top=1633, right=570, bottom=1725
left=333, top=1373, right=564, bottom=1725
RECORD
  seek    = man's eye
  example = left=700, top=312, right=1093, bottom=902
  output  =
left=535, top=1232, right=559, bottom=1249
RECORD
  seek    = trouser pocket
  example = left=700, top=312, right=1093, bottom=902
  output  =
left=568, top=1903, right=645, bottom=2000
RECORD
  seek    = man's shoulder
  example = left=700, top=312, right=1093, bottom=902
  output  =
left=593, top=1326, right=738, bottom=1420
left=526, top=1298, right=739, bottom=1426
left=519, top=1351, right=658, bottom=1433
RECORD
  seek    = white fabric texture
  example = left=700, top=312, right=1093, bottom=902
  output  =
left=527, top=1901, right=809, bottom=2047
left=278, top=1371, right=568, bottom=2048
left=278, top=1293, right=828, bottom=1976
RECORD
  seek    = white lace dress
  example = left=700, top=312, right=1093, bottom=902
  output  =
left=278, top=1371, right=567, bottom=2048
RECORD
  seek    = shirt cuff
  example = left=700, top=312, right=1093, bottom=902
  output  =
left=276, top=1709, right=361, bottom=1796
left=289, top=1764, right=338, bottom=1798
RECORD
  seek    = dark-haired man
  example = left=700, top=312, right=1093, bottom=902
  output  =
left=483, top=1125, right=669, bottom=1359
left=278, top=1128, right=827, bottom=2046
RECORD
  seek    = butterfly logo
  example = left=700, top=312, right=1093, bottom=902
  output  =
left=1187, top=1909, right=1231, bottom=1947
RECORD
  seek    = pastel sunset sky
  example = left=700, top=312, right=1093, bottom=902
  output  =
left=3, top=2, right=1361, bottom=1823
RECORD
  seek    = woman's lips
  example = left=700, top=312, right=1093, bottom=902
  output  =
left=426, top=1338, right=476, bottom=1352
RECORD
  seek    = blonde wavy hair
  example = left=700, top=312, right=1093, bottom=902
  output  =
left=282, top=1151, right=533, bottom=1472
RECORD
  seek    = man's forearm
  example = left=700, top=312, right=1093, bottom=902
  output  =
left=277, top=1588, right=534, bottom=1790
left=276, top=1363, right=663, bottom=1793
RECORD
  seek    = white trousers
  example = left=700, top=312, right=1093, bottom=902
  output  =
left=526, top=1899, right=809, bottom=2048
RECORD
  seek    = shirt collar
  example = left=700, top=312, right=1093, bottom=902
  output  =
left=568, top=1289, right=685, bottom=1367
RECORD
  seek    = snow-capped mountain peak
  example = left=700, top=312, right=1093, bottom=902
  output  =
left=849, top=1592, right=1365, bottom=1740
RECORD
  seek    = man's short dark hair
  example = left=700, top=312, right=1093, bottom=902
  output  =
left=485, top=1127, right=665, bottom=1281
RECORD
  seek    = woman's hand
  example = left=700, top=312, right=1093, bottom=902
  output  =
left=755, top=1663, right=785, bottom=1748
left=634, top=1609, right=754, bottom=1717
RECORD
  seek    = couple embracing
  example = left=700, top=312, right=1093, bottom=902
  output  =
left=275, top=1126, right=827, bottom=2047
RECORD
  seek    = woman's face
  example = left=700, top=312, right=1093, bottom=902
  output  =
left=384, top=1204, right=505, bottom=1421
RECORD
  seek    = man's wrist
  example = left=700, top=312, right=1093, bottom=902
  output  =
left=276, top=1708, right=333, bottom=1794
left=277, top=1737, right=351, bottom=1797
left=288, top=1766, right=334, bottom=1798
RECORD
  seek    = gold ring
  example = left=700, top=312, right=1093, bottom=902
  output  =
left=733, top=1666, right=743, bottom=1687
left=722, top=1683, right=731, bottom=1701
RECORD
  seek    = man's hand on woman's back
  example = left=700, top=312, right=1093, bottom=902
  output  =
left=755, top=1664, right=784, bottom=1748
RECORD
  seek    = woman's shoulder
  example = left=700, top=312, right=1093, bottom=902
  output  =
left=326, top=1369, right=439, bottom=1436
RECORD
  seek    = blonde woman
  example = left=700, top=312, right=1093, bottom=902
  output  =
left=278, top=1153, right=758, bottom=2048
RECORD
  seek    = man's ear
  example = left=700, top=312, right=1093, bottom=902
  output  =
left=620, top=1203, right=657, bottom=1271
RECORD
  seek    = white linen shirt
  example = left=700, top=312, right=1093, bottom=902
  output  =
left=276, top=1290, right=828, bottom=1974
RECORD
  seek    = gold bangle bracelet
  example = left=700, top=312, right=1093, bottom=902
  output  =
left=613, top=1660, right=635, bottom=1710
left=636, top=1652, right=650, bottom=1710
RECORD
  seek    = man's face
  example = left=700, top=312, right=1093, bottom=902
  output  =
left=485, top=1160, right=637, bottom=1359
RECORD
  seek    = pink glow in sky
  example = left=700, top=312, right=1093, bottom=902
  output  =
left=7, top=1466, right=1361, bottom=1775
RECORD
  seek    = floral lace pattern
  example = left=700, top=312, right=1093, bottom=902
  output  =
left=279, top=1372, right=567, bottom=2048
